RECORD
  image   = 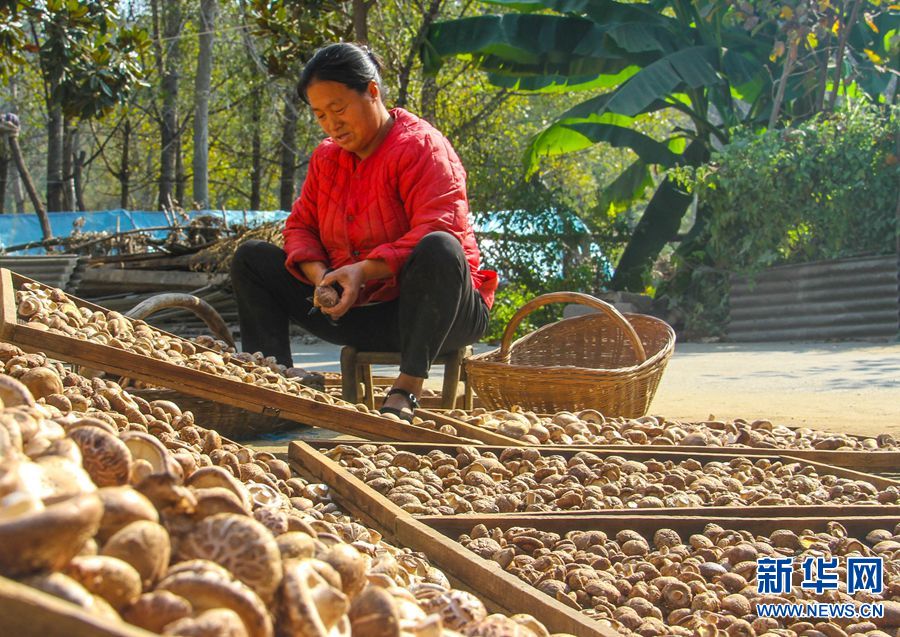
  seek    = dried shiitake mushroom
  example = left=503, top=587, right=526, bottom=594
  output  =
left=176, top=513, right=282, bottom=603
left=277, top=558, right=350, bottom=637
left=313, top=285, right=340, bottom=309
left=123, top=590, right=193, bottom=633
left=162, top=608, right=249, bottom=637
left=64, top=554, right=142, bottom=611
left=0, top=491, right=102, bottom=577
left=101, top=519, right=171, bottom=588
left=158, top=564, right=273, bottom=637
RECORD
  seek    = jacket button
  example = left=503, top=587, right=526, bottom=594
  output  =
left=347, top=215, right=354, bottom=222
left=352, top=250, right=360, bottom=257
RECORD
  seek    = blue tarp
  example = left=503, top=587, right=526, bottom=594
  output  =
left=0, top=209, right=289, bottom=253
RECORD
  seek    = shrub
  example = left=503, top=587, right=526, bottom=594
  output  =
left=673, top=102, right=899, bottom=273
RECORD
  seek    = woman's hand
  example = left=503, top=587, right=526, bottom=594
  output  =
left=319, top=263, right=367, bottom=319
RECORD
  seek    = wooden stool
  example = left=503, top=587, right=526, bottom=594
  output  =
left=340, top=346, right=473, bottom=410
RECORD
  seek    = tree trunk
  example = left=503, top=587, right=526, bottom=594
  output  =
left=62, top=120, right=77, bottom=211
left=7, top=133, right=51, bottom=239
left=397, top=0, right=442, bottom=108
left=74, top=148, right=86, bottom=212
left=11, top=161, right=24, bottom=213
left=0, top=137, right=8, bottom=213
left=828, top=0, right=863, bottom=111
left=176, top=133, right=185, bottom=207
left=120, top=119, right=131, bottom=209
left=352, top=0, right=370, bottom=43
left=278, top=86, right=299, bottom=211
left=420, top=75, right=438, bottom=124
left=154, top=0, right=183, bottom=209
left=46, top=101, right=64, bottom=212
left=250, top=87, right=262, bottom=210
left=768, top=36, right=798, bottom=129
left=610, top=140, right=709, bottom=292
left=192, top=0, right=216, bottom=209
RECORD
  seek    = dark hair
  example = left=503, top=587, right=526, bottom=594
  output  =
left=298, top=43, right=384, bottom=104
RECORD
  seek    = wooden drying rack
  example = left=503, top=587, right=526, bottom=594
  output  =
left=288, top=439, right=900, bottom=636
left=426, top=408, right=900, bottom=470
left=0, top=269, right=519, bottom=446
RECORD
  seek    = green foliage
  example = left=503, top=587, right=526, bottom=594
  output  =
left=673, top=102, right=900, bottom=271
left=30, top=1, right=148, bottom=119
left=476, top=199, right=616, bottom=342
left=0, top=1, right=29, bottom=82
left=424, top=0, right=900, bottom=291
left=483, top=282, right=536, bottom=344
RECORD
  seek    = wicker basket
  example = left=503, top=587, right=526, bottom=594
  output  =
left=465, top=292, right=675, bottom=416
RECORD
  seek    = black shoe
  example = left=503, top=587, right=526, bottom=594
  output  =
left=379, top=388, right=419, bottom=423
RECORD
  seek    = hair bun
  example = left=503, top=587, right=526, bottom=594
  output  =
left=359, top=44, right=384, bottom=73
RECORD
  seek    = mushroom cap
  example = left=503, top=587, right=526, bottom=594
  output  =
left=0, top=374, right=35, bottom=408
left=176, top=513, right=282, bottom=603
left=0, top=343, right=23, bottom=363
left=123, top=591, right=193, bottom=634
left=163, top=608, right=249, bottom=637
left=120, top=430, right=171, bottom=475
left=414, top=587, right=487, bottom=631
left=0, top=490, right=102, bottom=577
left=97, top=485, right=160, bottom=543
left=102, top=519, right=172, bottom=588
left=21, top=571, right=84, bottom=605
left=313, top=285, right=340, bottom=309
left=64, top=554, right=143, bottom=612
left=158, top=567, right=272, bottom=637
left=323, top=543, right=369, bottom=599
left=277, top=559, right=350, bottom=637
left=186, top=466, right=251, bottom=510
left=192, top=487, right=251, bottom=518
left=275, top=532, right=317, bottom=561
left=21, top=571, right=121, bottom=621
left=150, top=400, right=183, bottom=419
left=19, top=366, right=64, bottom=400
left=348, top=586, right=400, bottom=637
left=33, top=454, right=97, bottom=504
left=465, top=614, right=542, bottom=636
left=68, top=425, right=133, bottom=487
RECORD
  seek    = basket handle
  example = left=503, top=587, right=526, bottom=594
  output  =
left=499, top=291, right=647, bottom=364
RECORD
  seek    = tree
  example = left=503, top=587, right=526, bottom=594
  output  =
left=193, top=0, right=217, bottom=209
left=20, top=0, right=146, bottom=213
left=244, top=0, right=352, bottom=210
left=1, top=113, right=51, bottom=238
left=424, top=0, right=899, bottom=290
left=150, top=0, right=183, bottom=209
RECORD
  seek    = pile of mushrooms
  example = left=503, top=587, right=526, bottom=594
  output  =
left=445, top=407, right=897, bottom=451
left=460, top=522, right=900, bottom=637
left=13, top=281, right=459, bottom=434
left=0, top=346, right=558, bottom=637
left=323, top=444, right=898, bottom=515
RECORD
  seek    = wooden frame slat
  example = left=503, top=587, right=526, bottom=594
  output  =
left=418, top=514, right=900, bottom=544
left=425, top=409, right=900, bottom=470
left=0, top=576, right=158, bottom=637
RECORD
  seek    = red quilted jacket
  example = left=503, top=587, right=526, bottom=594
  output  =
left=283, top=108, right=496, bottom=308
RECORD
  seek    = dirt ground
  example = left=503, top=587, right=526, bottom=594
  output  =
left=278, top=338, right=900, bottom=440
left=647, top=341, right=900, bottom=437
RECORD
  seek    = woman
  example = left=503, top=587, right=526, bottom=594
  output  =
left=231, top=42, right=496, bottom=422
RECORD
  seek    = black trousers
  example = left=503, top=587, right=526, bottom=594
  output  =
left=230, top=231, right=489, bottom=378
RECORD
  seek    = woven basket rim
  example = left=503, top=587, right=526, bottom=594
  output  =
left=467, top=311, right=675, bottom=376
